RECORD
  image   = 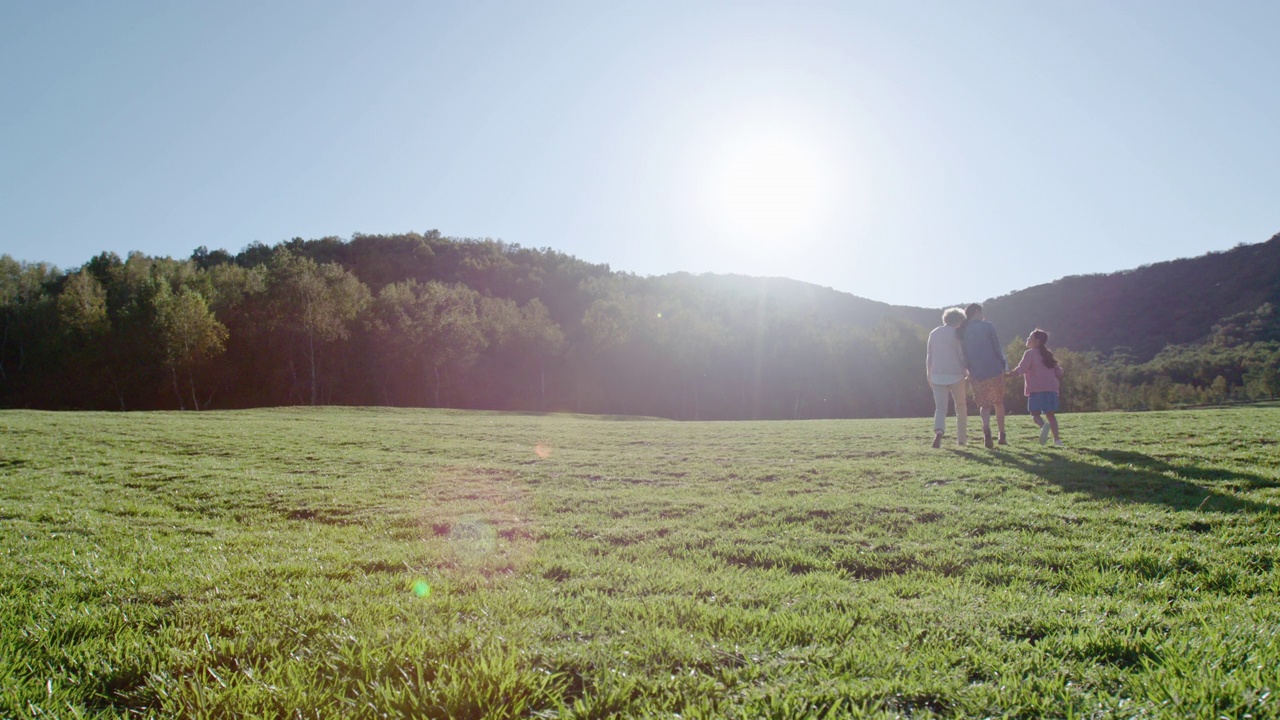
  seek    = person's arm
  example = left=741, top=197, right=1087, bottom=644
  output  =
left=925, top=333, right=934, bottom=382
left=1007, top=351, right=1030, bottom=377
left=989, top=326, right=1007, bottom=371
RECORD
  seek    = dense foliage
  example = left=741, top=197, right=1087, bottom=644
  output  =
left=984, top=234, right=1280, bottom=358
left=3, top=232, right=1278, bottom=417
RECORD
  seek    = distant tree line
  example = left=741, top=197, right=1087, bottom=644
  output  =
left=3, top=233, right=1278, bottom=417
left=982, top=233, right=1280, bottom=360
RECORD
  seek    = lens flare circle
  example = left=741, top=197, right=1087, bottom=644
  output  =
left=450, top=519, right=497, bottom=559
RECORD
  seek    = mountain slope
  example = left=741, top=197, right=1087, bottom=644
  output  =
left=963, top=233, right=1280, bottom=359
left=652, top=273, right=940, bottom=329
left=651, top=232, right=1280, bottom=361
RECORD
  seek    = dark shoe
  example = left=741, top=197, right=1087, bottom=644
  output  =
left=983, top=428, right=993, bottom=448
left=932, top=432, right=942, bottom=449
left=997, top=434, right=1008, bottom=446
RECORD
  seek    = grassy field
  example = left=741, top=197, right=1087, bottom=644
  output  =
left=1, top=406, right=1278, bottom=719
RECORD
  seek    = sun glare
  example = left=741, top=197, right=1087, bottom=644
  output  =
left=699, top=124, right=834, bottom=243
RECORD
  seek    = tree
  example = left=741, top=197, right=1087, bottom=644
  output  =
left=0, top=256, right=57, bottom=386
left=1055, top=348, right=1100, bottom=412
left=1003, top=337, right=1029, bottom=413
left=1261, top=354, right=1280, bottom=400
left=57, top=270, right=109, bottom=339
left=474, top=297, right=564, bottom=410
left=1243, top=348, right=1280, bottom=400
left=368, top=281, right=486, bottom=406
left=1208, top=375, right=1229, bottom=404
left=659, top=301, right=724, bottom=419
left=871, top=318, right=929, bottom=418
left=100, top=254, right=167, bottom=410
left=51, top=270, right=111, bottom=406
left=191, top=245, right=235, bottom=270
left=154, top=285, right=229, bottom=409
left=826, top=325, right=893, bottom=419
left=267, top=252, right=369, bottom=405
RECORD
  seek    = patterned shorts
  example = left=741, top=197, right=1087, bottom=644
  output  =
left=971, top=376, right=1006, bottom=407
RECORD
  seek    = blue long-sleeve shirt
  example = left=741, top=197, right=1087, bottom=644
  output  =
left=960, top=319, right=1007, bottom=381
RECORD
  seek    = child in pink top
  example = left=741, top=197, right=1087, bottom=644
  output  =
left=1007, top=329, right=1065, bottom=446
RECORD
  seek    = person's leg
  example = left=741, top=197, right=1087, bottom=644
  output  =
left=951, top=380, right=968, bottom=445
left=931, top=384, right=949, bottom=446
left=980, top=406, right=993, bottom=447
left=1047, top=412, right=1060, bottom=443
left=1031, top=411, right=1044, bottom=427
left=995, top=402, right=1007, bottom=443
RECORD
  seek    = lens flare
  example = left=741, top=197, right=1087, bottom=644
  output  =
left=450, top=520, right=497, bottom=559
left=411, top=579, right=431, bottom=598
left=535, top=443, right=552, bottom=459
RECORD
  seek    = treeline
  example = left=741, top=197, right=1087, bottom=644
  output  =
left=3, top=233, right=1278, bottom=418
left=0, top=233, right=933, bottom=418
left=1053, top=313, right=1280, bottom=412
left=997, top=332, right=1280, bottom=415
left=984, top=233, right=1280, bottom=360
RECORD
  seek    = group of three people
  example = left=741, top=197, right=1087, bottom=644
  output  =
left=925, top=303, right=1065, bottom=448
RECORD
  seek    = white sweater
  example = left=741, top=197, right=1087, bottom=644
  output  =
left=926, top=325, right=966, bottom=384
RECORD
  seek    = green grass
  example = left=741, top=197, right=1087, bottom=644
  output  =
left=1, top=406, right=1278, bottom=719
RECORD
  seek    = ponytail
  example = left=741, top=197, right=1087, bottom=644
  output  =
left=1031, top=329, right=1057, bottom=369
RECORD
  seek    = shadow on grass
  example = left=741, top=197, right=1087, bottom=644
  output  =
left=1080, top=449, right=1280, bottom=490
left=953, top=447, right=1277, bottom=514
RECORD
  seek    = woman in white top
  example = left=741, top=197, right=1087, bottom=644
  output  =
left=925, top=308, right=968, bottom=448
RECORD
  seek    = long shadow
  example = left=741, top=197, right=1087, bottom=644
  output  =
left=952, top=446, right=1277, bottom=514
left=1078, top=449, right=1280, bottom=491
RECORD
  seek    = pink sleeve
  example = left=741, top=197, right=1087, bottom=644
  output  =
left=1055, top=364, right=1064, bottom=379
left=1010, top=351, right=1031, bottom=376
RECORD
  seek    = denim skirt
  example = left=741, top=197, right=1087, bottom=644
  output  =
left=1027, top=391, right=1060, bottom=413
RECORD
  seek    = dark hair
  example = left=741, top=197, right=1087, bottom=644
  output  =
left=956, top=303, right=981, bottom=340
left=1031, top=329, right=1057, bottom=368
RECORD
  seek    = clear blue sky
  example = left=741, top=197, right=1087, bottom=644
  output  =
left=3, top=1, right=1277, bottom=308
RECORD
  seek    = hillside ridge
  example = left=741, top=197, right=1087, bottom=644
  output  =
left=675, top=232, right=1280, bottom=360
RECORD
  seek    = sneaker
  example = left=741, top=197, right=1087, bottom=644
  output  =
left=932, top=432, right=942, bottom=449
left=983, top=427, right=993, bottom=448
left=1053, top=440, right=1064, bottom=447
left=997, top=434, right=1008, bottom=446
left=1039, top=423, right=1051, bottom=445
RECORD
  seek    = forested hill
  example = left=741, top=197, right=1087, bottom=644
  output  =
left=2, top=230, right=1278, bottom=417
left=661, top=273, right=939, bottom=328
left=981, top=233, right=1280, bottom=361
left=0, top=233, right=944, bottom=418
left=225, top=234, right=942, bottom=330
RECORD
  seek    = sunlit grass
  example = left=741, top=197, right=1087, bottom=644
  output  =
left=1, top=407, right=1277, bottom=718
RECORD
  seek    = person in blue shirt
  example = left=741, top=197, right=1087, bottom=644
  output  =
left=957, top=303, right=1008, bottom=447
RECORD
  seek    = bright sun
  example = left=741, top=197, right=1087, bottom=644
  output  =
left=699, top=125, right=833, bottom=242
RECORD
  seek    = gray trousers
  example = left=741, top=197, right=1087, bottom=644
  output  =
left=931, top=379, right=968, bottom=445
